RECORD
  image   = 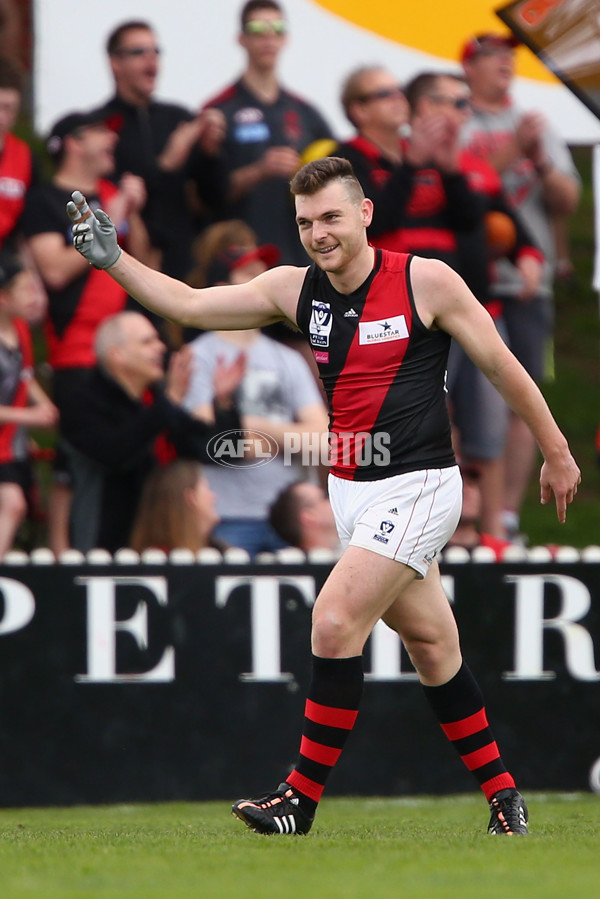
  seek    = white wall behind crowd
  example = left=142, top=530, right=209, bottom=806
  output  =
left=34, top=0, right=600, bottom=144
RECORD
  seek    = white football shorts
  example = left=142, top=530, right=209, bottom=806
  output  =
left=328, top=466, right=462, bottom=578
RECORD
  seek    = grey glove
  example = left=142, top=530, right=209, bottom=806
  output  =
left=66, top=190, right=122, bottom=270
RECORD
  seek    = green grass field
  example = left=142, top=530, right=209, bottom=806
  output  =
left=0, top=793, right=598, bottom=899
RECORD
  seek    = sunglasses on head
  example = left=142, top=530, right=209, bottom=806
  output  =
left=114, top=45, right=161, bottom=58
left=427, top=94, right=471, bottom=110
left=244, top=19, right=287, bottom=35
left=356, top=85, right=403, bottom=104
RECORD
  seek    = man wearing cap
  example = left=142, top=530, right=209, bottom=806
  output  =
left=21, top=110, right=148, bottom=554
left=183, top=229, right=328, bottom=555
left=460, top=31, right=580, bottom=540
left=57, top=310, right=243, bottom=553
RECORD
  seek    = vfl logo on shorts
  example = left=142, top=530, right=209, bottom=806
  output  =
left=359, top=314, right=408, bottom=345
left=373, top=519, right=395, bottom=545
left=309, top=301, right=333, bottom=347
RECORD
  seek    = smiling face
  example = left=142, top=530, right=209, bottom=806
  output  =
left=294, top=178, right=373, bottom=279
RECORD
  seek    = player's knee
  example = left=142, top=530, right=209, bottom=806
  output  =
left=312, top=609, right=361, bottom=657
left=404, top=633, right=459, bottom=681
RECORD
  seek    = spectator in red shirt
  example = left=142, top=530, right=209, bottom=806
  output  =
left=21, top=110, right=150, bottom=555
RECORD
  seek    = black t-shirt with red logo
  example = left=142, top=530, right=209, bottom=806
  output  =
left=205, top=79, right=333, bottom=265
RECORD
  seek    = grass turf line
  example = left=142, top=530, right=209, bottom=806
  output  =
left=0, top=793, right=598, bottom=898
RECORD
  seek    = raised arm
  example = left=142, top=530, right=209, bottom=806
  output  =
left=66, top=191, right=306, bottom=332
left=411, top=256, right=581, bottom=522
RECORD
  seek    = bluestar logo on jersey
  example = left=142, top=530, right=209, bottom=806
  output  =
left=207, top=429, right=279, bottom=468
left=359, top=314, right=409, bottom=345
left=309, top=301, right=333, bottom=347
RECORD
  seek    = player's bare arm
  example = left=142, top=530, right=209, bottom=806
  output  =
left=66, top=190, right=306, bottom=331
left=411, top=256, right=581, bottom=522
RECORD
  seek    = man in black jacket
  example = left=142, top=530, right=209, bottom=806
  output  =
left=90, top=19, right=227, bottom=281
left=59, top=310, right=243, bottom=552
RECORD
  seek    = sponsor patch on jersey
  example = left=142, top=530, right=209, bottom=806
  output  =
left=309, top=301, right=333, bottom=347
left=359, top=314, right=409, bottom=345
left=234, top=122, right=271, bottom=143
left=313, top=350, right=329, bottom=364
left=233, top=109, right=270, bottom=143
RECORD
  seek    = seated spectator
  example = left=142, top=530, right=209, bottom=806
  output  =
left=184, top=225, right=328, bottom=556
left=0, top=250, right=58, bottom=556
left=129, top=459, right=219, bottom=553
left=445, top=465, right=511, bottom=560
left=269, top=480, right=340, bottom=553
left=58, top=310, right=243, bottom=553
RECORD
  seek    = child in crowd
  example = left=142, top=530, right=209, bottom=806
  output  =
left=0, top=252, right=58, bottom=555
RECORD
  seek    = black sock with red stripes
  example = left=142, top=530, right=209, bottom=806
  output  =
left=422, top=660, right=516, bottom=800
left=286, top=654, right=363, bottom=816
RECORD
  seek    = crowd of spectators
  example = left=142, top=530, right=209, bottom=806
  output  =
left=0, top=2, right=584, bottom=558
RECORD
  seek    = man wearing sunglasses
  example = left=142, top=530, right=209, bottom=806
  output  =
left=88, top=20, right=227, bottom=285
left=203, top=1, right=334, bottom=267
left=335, top=66, right=486, bottom=273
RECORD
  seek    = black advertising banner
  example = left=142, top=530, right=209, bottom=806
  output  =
left=0, top=561, right=598, bottom=806
left=496, top=0, right=600, bottom=120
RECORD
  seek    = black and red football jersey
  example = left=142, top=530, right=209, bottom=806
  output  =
left=295, top=249, right=455, bottom=481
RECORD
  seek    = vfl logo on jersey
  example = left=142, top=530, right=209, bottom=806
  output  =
left=373, top=519, right=395, bottom=545
left=309, top=301, right=333, bottom=347
left=359, top=314, right=409, bottom=345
